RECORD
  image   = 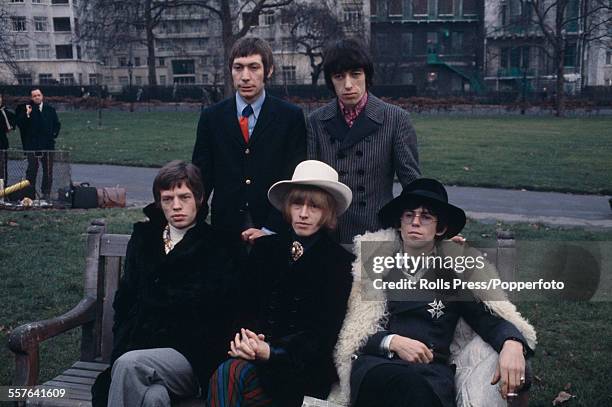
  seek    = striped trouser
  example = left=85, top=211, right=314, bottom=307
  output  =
left=207, top=358, right=275, bottom=407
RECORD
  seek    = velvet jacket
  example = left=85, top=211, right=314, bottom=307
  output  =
left=238, top=231, right=354, bottom=407
left=91, top=204, right=240, bottom=406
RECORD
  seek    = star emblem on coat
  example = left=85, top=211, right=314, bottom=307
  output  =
left=427, top=299, right=445, bottom=319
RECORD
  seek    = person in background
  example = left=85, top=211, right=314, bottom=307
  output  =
left=0, top=94, right=16, bottom=183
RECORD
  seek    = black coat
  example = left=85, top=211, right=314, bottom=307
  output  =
left=0, top=106, right=16, bottom=149
left=238, top=231, right=354, bottom=406
left=351, top=269, right=532, bottom=407
left=15, top=102, right=61, bottom=150
left=192, top=94, right=306, bottom=235
left=91, top=204, right=241, bottom=406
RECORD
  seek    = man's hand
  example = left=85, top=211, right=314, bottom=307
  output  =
left=389, top=335, right=433, bottom=363
left=26, top=105, right=32, bottom=117
left=491, top=339, right=526, bottom=400
left=241, top=228, right=267, bottom=244
left=228, top=328, right=269, bottom=361
left=449, top=234, right=466, bottom=244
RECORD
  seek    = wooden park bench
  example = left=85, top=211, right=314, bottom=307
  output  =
left=8, top=219, right=518, bottom=406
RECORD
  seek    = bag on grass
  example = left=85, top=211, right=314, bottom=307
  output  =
left=72, top=182, right=98, bottom=209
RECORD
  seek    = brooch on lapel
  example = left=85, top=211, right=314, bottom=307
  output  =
left=291, top=241, right=304, bottom=262
left=427, top=299, right=445, bottom=319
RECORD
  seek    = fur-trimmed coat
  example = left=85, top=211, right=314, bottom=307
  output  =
left=328, top=229, right=537, bottom=406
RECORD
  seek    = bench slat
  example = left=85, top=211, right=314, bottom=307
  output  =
left=54, top=375, right=96, bottom=386
left=100, top=234, right=130, bottom=257
left=72, top=361, right=109, bottom=372
left=44, top=380, right=92, bottom=392
left=62, top=369, right=101, bottom=379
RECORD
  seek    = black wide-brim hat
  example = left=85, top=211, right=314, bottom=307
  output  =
left=378, top=178, right=466, bottom=239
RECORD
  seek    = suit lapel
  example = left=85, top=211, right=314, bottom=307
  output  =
left=339, top=94, right=384, bottom=151
left=249, top=95, right=274, bottom=146
left=323, top=110, right=349, bottom=143
left=224, top=98, right=247, bottom=147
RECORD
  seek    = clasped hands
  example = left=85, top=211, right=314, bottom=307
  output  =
left=228, top=328, right=270, bottom=361
left=389, top=335, right=525, bottom=400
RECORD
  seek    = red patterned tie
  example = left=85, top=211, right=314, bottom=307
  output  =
left=239, top=105, right=253, bottom=143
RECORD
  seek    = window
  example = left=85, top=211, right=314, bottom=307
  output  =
left=15, top=46, right=29, bottom=59
left=59, top=73, right=75, bottom=85
left=32, top=0, right=43, bottom=4
left=36, top=44, right=51, bottom=59
left=439, top=0, right=453, bottom=16
left=202, top=73, right=209, bottom=83
left=34, top=17, right=47, bottom=31
left=389, top=0, right=402, bottom=16
left=606, top=51, right=612, bottom=65
left=282, top=66, right=296, bottom=84
left=159, top=75, right=166, bottom=85
left=174, top=76, right=196, bottom=84
left=564, top=44, right=576, bottom=67
left=500, top=46, right=530, bottom=70
left=401, top=33, right=413, bottom=56
left=55, top=44, right=73, bottom=59
left=16, top=74, right=32, bottom=85
left=53, top=17, right=71, bottom=32
left=261, top=11, right=275, bottom=26
left=10, top=0, right=25, bottom=3
left=39, top=73, right=54, bottom=84
left=76, top=45, right=81, bottom=59
left=89, top=74, right=99, bottom=85
left=119, top=57, right=127, bottom=66
left=463, top=0, right=477, bottom=15
left=451, top=31, right=463, bottom=53
left=158, top=57, right=165, bottom=66
left=343, top=8, right=362, bottom=29
left=243, top=12, right=259, bottom=27
left=370, top=0, right=378, bottom=16
left=51, top=0, right=69, bottom=4
left=172, top=59, right=195, bottom=75
left=12, top=17, right=27, bottom=31
left=134, top=57, right=141, bottom=66
left=413, top=0, right=428, bottom=16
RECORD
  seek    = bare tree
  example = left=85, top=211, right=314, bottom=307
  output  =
left=0, top=4, right=21, bottom=80
left=283, top=1, right=344, bottom=86
left=500, top=0, right=612, bottom=116
left=79, top=0, right=295, bottom=93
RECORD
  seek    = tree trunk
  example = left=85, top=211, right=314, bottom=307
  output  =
left=555, top=51, right=565, bottom=117
left=220, top=0, right=234, bottom=98
left=145, top=0, right=157, bottom=86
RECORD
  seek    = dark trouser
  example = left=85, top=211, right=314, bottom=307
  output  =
left=0, top=149, right=7, bottom=184
left=26, top=151, right=53, bottom=196
left=355, top=364, right=443, bottom=407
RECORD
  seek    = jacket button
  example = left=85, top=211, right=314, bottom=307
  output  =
left=337, top=152, right=346, bottom=159
left=357, top=186, right=365, bottom=192
left=245, top=179, right=251, bottom=185
left=356, top=150, right=364, bottom=157
left=245, top=148, right=250, bottom=154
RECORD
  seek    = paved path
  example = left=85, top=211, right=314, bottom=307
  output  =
left=71, top=163, right=612, bottom=228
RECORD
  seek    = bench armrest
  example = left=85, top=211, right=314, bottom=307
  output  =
left=8, top=296, right=97, bottom=386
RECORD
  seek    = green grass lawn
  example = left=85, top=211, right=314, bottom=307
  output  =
left=1, top=209, right=611, bottom=405
left=51, top=111, right=612, bottom=194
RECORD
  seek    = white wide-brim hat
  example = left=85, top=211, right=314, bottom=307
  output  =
left=268, top=160, right=352, bottom=215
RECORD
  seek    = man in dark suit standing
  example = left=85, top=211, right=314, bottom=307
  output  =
left=307, top=39, right=421, bottom=244
left=192, top=37, right=306, bottom=241
left=15, top=88, right=61, bottom=199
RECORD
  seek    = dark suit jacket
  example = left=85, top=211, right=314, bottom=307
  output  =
left=15, top=102, right=61, bottom=150
left=307, top=94, right=420, bottom=243
left=0, top=106, right=16, bottom=149
left=192, top=94, right=306, bottom=235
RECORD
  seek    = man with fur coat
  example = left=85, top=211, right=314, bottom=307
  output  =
left=328, top=178, right=537, bottom=407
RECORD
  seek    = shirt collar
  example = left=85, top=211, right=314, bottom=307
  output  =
left=338, top=92, right=368, bottom=127
left=235, top=90, right=266, bottom=119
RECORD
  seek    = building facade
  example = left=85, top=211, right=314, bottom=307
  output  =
left=369, top=0, right=484, bottom=94
left=0, top=0, right=100, bottom=86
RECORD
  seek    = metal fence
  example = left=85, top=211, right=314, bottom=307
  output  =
left=0, top=150, right=71, bottom=207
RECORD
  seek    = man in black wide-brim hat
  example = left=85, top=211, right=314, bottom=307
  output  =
left=329, top=178, right=537, bottom=407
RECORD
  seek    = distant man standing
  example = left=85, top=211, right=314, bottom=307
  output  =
left=15, top=88, right=61, bottom=199
left=192, top=37, right=306, bottom=242
left=0, top=94, right=16, bottom=183
left=307, top=39, right=420, bottom=243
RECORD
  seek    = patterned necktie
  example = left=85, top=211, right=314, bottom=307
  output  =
left=239, top=104, right=253, bottom=143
